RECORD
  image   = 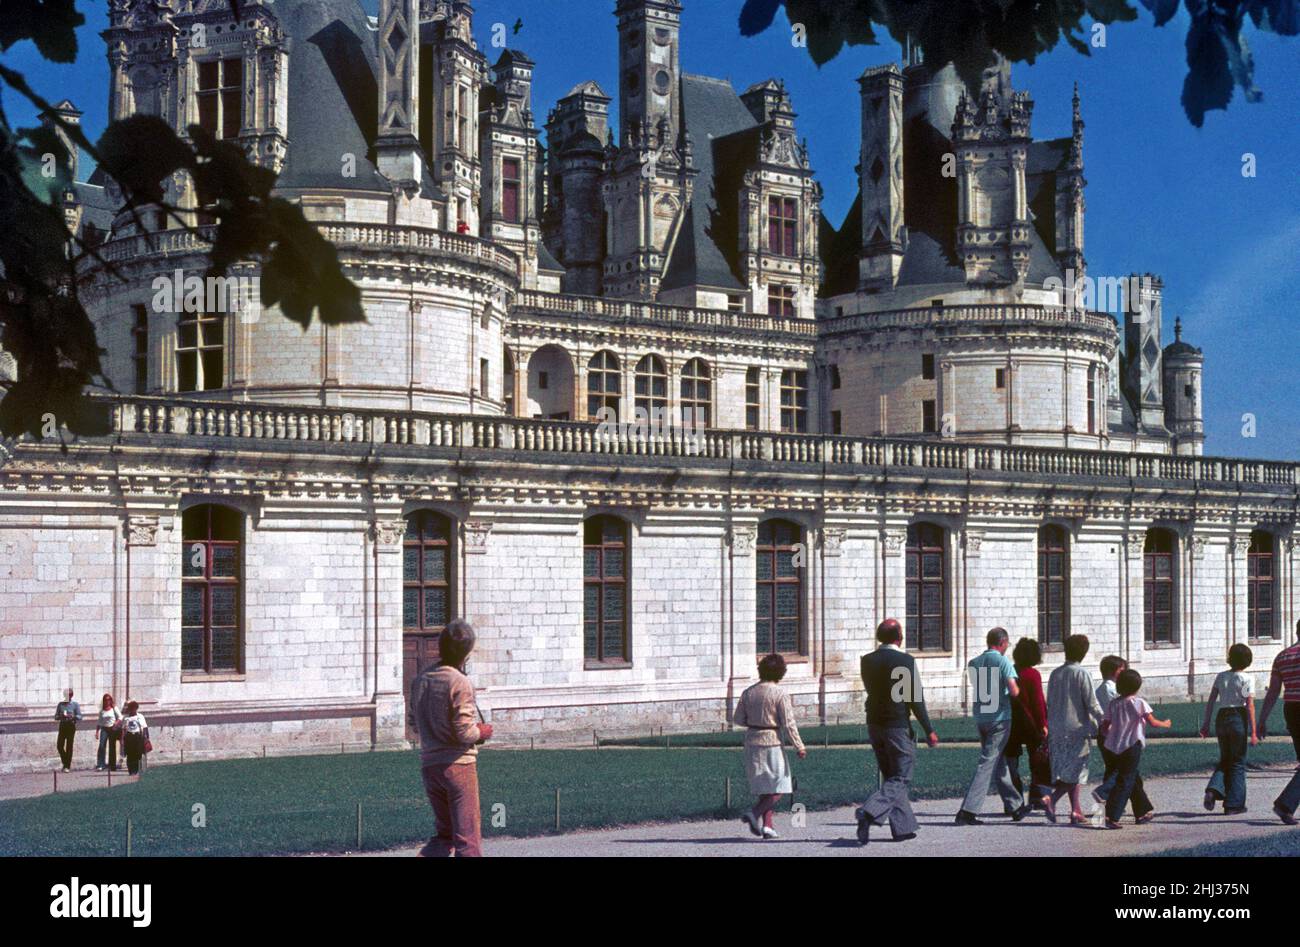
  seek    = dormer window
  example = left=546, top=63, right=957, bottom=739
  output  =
left=768, top=196, right=798, bottom=256
left=197, top=58, right=243, bottom=141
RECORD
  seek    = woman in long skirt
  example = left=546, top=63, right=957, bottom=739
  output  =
left=1045, top=635, right=1105, bottom=824
left=733, top=653, right=806, bottom=839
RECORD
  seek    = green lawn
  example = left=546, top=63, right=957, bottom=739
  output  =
left=600, top=701, right=1216, bottom=748
left=2, top=737, right=1294, bottom=856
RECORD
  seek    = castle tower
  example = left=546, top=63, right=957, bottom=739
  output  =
left=1124, top=273, right=1168, bottom=433
left=481, top=50, right=543, bottom=284
left=1162, top=318, right=1205, bottom=455
left=543, top=82, right=611, bottom=296
left=376, top=0, right=424, bottom=189
left=857, top=64, right=906, bottom=291
left=420, top=0, right=487, bottom=231
left=615, top=0, right=683, bottom=150
left=602, top=0, right=693, bottom=299
left=1055, top=84, right=1086, bottom=280
left=951, top=72, right=1035, bottom=291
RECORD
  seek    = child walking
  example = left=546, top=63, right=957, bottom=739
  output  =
left=1098, top=669, right=1171, bottom=829
left=733, top=653, right=806, bottom=840
left=1091, top=656, right=1155, bottom=822
left=1200, top=643, right=1258, bottom=814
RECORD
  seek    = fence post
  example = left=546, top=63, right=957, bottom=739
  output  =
left=125, top=817, right=132, bottom=858
left=53, top=770, right=57, bottom=794
left=791, top=775, right=798, bottom=811
left=725, top=776, right=732, bottom=810
left=355, top=802, right=363, bottom=850
left=553, top=789, right=561, bottom=833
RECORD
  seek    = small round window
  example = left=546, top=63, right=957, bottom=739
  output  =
left=654, top=70, right=671, bottom=95
left=653, top=27, right=671, bottom=46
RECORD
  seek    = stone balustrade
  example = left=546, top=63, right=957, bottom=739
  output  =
left=513, top=289, right=820, bottom=337
left=100, top=395, right=1298, bottom=488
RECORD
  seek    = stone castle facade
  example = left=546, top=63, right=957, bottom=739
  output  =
left=0, top=0, right=1294, bottom=770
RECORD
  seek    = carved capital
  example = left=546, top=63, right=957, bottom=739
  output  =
left=1124, top=532, right=1145, bottom=560
left=126, top=515, right=160, bottom=547
left=464, top=520, right=493, bottom=554
left=728, top=525, right=756, bottom=557
left=820, top=527, right=845, bottom=558
left=1191, top=535, right=1208, bottom=561
left=370, top=518, right=406, bottom=551
left=883, top=529, right=906, bottom=557
left=964, top=529, right=985, bottom=558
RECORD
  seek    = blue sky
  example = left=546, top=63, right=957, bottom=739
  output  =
left=5, top=1, right=1297, bottom=458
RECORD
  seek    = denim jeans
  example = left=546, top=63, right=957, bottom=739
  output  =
left=96, top=729, right=118, bottom=770
left=1105, top=742, right=1144, bottom=823
left=420, top=761, right=483, bottom=857
left=1206, top=707, right=1248, bottom=810
left=1096, top=745, right=1154, bottom=817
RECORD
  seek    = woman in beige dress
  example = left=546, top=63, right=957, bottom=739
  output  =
left=733, top=653, right=806, bottom=839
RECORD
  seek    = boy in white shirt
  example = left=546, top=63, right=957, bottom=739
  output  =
left=1200, top=643, right=1258, bottom=814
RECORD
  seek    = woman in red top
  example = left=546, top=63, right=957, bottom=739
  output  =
left=1005, top=638, right=1051, bottom=812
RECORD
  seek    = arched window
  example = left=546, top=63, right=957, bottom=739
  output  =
left=634, top=355, right=668, bottom=419
left=780, top=369, right=807, bottom=432
left=181, top=504, right=243, bottom=673
left=1143, top=529, right=1177, bottom=645
left=404, top=511, right=454, bottom=636
left=906, top=523, right=948, bottom=651
left=1248, top=530, right=1276, bottom=640
left=756, top=519, right=804, bottom=656
left=680, top=358, right=711, bottom=427
left=1037, top=525, right=1069, bottom=646
left=587, top=350, right=621, bottom=421
left=584, top=516, right=629, bottom=665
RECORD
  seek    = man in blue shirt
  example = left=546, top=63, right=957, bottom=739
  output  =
left=957, top=628, right=1027, bottom=824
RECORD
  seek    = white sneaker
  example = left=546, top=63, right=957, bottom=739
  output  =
left=761, top=825, right=779, bottom=840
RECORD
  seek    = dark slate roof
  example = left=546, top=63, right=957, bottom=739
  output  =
left=273, top=0, right=391, bottom=194
left=74, top=180, right=117, bottom=236
left=661, top=74, right=760, bottom=293
left=538, top=240, right=565, bottom=274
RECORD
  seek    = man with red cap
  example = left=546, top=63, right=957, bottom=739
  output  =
left=854, top=618, right=939, bottom=844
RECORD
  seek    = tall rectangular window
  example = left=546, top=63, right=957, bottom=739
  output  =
left=176, top=307, right=225, bottom=392
left=767, top=196, right=798, bottom=256
left=501, top=157, right=521, bottom=223
left=756, top=519, right=804, bottom=656
left=584, top=516, right=628, bottom=665
left=479, top=357, right=490, bottom=398
left=906, top=523, right=948, bottom=651
left=1037, top=525, right=1069, bottom=646
left=768, top=284, right=796, bottom=318
left=181, top=504, right=242, bottom=674
left=1247, top=530, right=1276, bottom=640
left=1086, top=367, right=1097, bottom=434
left=1143, top=530, right=1176, bottom=645
left=780, top=369, right=807, bottom=433
left=132, top=304, right=149, bottom=394
left=196, top=57, right=243, bottom=141
left=745, top=367, right=761, bottom=430
left=922, top=399, right=936, bottom=433
left=921, top=353, right=935, bottom=380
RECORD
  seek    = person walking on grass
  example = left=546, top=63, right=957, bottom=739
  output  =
left=734, top=653, right=806, bottom=840
left=95, top=694, right=122, bottom=772
left=1091, top=655, right=1155, bottom=822
left=854, top=618, right=939, bottom=845
left=411, top=618, right=492, bottom=857
left=1006, top=637, right=1050, bottom=813
left=1044, top=634, right=1104, bottom=825
left=120, top=701, right=149, bottom=776
left=1258, top=620, right=1300, bottom=825
left=1097, top=669, right=1171, bottom=829
left=956, top=627, right=1027, bottom=825
left=53, top=689, right=82, bottom=772
left=1200, top=643, right=1258, bottom=815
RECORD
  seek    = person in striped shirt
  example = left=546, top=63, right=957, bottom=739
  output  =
left=1259, top=620, right=1300, bottom=825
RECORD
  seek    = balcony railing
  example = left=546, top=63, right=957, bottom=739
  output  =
left=821, top=303, right=1117, bottom=336
left=513, top=290, right=820, bottom=337
left=97, top=395, right=1298, bottom=489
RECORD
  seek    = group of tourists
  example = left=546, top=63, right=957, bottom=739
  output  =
left=52, top=690, right=151, bottom=776
left=737, top=618, right=1300, bottom=844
